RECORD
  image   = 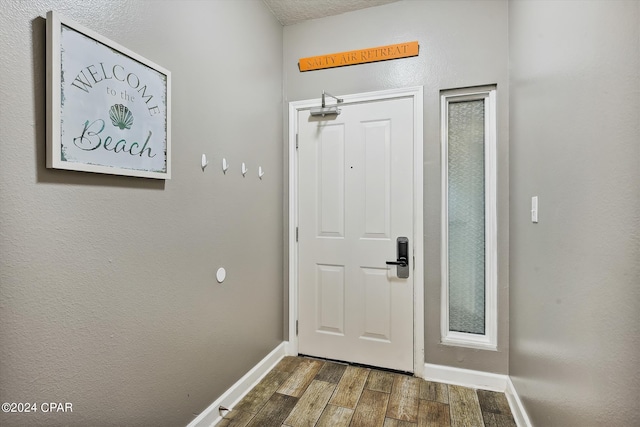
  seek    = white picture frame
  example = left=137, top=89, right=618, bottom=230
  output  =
left=46, top=11, right=171, bottom=179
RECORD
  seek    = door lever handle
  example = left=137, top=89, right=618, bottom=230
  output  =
left=386, top=259, right=408, bottom=267
left=387, top=237, right=410, bottom=279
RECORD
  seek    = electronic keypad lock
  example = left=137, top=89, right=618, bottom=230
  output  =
left=386, top=237, right=410, bottom=279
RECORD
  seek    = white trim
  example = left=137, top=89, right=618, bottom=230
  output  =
left=186, top=342, right=287, bottom=427
left=423, top=363, right=508, bottom=392
left=505, top=377, right=533, bottom=427
left=287, top=95, right=299, bottom=357
left=288, top=87, right=424, bottom=374
left=284, top=340, right=297, bottom=357
left=412, top=87, right=425, bottom=378
left=423, top=363, right=531, bottom=427
left=440, top=86, right=498, bottom=351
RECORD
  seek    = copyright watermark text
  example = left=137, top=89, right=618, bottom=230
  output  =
left=2, top=402, right=73, bottom=413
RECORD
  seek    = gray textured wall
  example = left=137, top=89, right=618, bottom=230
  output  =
left=0, top=1, right=283, bottom=426
left=283, top=0, right=510, bottom=374
left=509, top=1, right=640, bottom=425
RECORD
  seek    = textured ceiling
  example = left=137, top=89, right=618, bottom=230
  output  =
left=262, top=0, right=401, bottom=26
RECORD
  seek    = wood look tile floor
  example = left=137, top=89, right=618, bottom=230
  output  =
left=218, top=356, right=516, bottom=427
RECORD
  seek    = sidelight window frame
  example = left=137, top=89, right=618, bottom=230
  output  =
left=440, top=86, right=498, bottom=351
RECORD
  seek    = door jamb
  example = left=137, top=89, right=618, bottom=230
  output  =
left=287, top=86, right=424, bottom=376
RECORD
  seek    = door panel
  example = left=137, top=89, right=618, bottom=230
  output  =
left=362, top=120, right=391, bottom=238
left=316, top=264, right=345, bottom=335
left=317, top=124, right=345, bottom=237
left=298, top=96, right=414, bottom=372
left=360, top=267, right=392, bottom=342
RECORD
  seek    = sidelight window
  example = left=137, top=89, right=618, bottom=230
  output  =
left=441, top=86, right=497, bottom=350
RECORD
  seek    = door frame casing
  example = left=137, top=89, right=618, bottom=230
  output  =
left=287, top=86, right=424, bottom=376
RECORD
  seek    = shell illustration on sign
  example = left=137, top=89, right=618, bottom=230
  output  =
left=109, top=104, right=134, bottom=130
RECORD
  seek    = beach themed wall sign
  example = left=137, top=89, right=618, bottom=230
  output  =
left=46, top=11, right=171, bottom=179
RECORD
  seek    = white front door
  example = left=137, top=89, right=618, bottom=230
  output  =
left=297, top=95, right=415, bottom=372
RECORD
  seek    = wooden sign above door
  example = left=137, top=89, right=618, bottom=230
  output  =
left=298, top=41, right=419, bottom=72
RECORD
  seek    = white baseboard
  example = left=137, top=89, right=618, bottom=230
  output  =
left=505, top=377, right=533, bottom=427
left=423, top=363, right=509, bottom=392
left=423, top=363, right=531, bottom=427
left=186, top=342, right=287, bottom=427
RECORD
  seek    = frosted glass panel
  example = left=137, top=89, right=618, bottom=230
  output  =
left=448, top=100, right=485, bottom=335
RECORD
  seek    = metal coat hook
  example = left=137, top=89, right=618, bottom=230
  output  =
left=241, top=162, right=248, bottom=176
left=201, top=154, right=208, bottom=171
left=222, top=158, right=228, bottom=173
left=258, top=166, right=265, bottom=179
